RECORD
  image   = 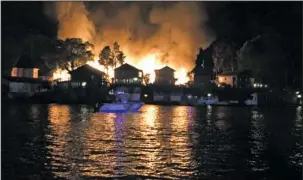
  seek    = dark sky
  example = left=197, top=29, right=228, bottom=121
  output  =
left=2, top=2, right=301, bottom=45
left=2, top=1, right=302, bottom=86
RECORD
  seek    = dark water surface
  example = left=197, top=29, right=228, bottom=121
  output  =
left=2, top=104, right=302, bottom=180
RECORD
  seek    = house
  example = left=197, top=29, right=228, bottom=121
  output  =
left=57, top=64, right=108, bottom=89
left=6, top=55, right=50, bottom=95
left=154, top=66, right=176, bottom=85
left=11, top=55, right=39, bottom=79
left=191, top=48, right=214, bottom=86
left=216, top=71, right=255, bottom=88
left=114, top=63, right=143, bottom=85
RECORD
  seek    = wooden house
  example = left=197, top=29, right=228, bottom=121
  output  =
left=7, top=55, right=50, bottom=94
left=154, top=66, right=176, bottom=85
left=57, top=64, right=108, bottom=89
left=114, top=63, right=143, bottom=85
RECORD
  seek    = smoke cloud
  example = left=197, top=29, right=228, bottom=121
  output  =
left=46, top=2, right=214, bottom=71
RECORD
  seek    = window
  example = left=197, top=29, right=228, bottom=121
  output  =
left=11, top=68, right=18, bottom=77
left=138, top=72, right=142, bottom=78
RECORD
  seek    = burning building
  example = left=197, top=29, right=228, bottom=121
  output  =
left=45, top=2, right=215, bottom=86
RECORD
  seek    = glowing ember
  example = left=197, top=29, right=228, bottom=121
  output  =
left=86, top=58, right=114, bottom=80
left=175, top=68, right=189, bottom=85
left=135, top=54, right=164, bottom=83
left=53, top=69, right=70, bottom=81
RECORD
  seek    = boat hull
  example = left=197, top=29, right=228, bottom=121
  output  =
left=99, top=102, right=144, bottom=113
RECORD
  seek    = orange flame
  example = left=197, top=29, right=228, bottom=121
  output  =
left=53, top=69, right=70, bottom=81
left=53, top=54, right=189, bottom=85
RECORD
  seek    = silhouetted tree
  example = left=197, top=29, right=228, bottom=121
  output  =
left=99, top=46, right=113, bottom=74
left=44, top=38, right=94, bottom=72
left=237, top=34, right=287, bottom=87
left=112, top=42, right=125, bottom=68
left=99, top=42, right=126, bottom=74
left=212, top=41, right=237, bottom=74
left=143, top=73, right=150, bottom=85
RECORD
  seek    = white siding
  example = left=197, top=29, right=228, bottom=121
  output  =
left=153, top=93, right=164, bottom=101
left=9, top=82, right=39, bottom=93
left=170, top=95, right=182, bottom=102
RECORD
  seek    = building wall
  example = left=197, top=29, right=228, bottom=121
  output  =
left=194, top=75, right=212, bottom=86
left=170, top=95, right=182, bottom=102
left=9, top=82, right=39, bottom=93
left=115, top=69, right=141, bottom=79
left=217, top=75, right=237, bottom=87
left=11, top=68, right=39, bottom=78
left=115, top=69, right=142, bottom=84
left=155, top=70, right=175, bottom=85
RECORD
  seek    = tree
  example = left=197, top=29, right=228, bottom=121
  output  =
left=212, top=41, right=237, bottom=74
left=112, top=42, right=125, bottom=68
left=236, top=34, right=287, bottom=87
left=143, top=73, right=150, bottom=85
left=99, top=46, right=113, bottom=74
left=45, top=38, right=94, bottom=72
left=98, top=42, right=126, bottom=74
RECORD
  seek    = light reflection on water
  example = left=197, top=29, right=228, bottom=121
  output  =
left=2, top=104, right=302, bottom=179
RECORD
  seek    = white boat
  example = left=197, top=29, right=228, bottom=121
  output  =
left=244, top=93, right=258, bottom=106
left=99, top=92, right=144, bottom=113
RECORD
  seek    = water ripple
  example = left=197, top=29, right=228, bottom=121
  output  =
left=2, top=104, right=302, bottom=179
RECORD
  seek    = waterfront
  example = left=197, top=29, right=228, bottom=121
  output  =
left=2, top=104, right=302, bottom=179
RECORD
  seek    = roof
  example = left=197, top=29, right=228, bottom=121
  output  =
left=155, top=66, right=175, bottom=72
left=15, top=55, right=38, bottom=69
left=114, top=63, right=141, bottom=72
left=70, top=64, right=106, bottom=76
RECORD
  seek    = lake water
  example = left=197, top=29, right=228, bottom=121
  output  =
left=2, top=103, right=302, bottom=180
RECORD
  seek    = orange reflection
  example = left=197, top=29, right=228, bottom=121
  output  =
left=48, top=105, right=71, bottom=126
left=136, top=105, right=160, bottom=175
left=168, top=106, right=196, bottom=176
left=47, top=105, right=71, bottom=179
left=82, top=113, right=118, bottom=177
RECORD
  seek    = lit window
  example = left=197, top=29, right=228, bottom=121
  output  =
left=138, top=72, right=142, bottom=78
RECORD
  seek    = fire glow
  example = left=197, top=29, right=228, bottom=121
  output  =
left=49, top=2, right=214, bottom=85
left=53, top=53, right=190, bottom=85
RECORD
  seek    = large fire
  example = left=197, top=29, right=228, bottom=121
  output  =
left=53, top=68, right=70, bottom=81
left=53, top=54, right=190, bottom=85
left=49, top=2, right=215, bottom=86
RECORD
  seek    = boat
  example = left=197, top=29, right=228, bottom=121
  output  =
left=99, top=91, right=144, bottom=113
left=244, top=93, right=258, bottom=106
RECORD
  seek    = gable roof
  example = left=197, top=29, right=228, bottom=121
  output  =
left=155, top=66, right=175, bottom=72
left=15, top=55, right=38, bottom=69
left=114, top=63, right=141, bottom=72
left=70, top=64, right=106, bottom=77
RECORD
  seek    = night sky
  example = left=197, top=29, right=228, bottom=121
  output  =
left=2, top=1, right=302, bottom=87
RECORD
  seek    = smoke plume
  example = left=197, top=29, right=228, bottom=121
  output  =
left=46, top=2, right=214, bottom=71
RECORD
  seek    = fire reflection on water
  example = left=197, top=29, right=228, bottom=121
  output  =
left=45, top=105, right=197, bottom=178
left=47, top=105, right=71, bottom=178
left=4, top=104, right=302, bottom=179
